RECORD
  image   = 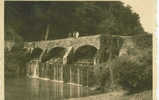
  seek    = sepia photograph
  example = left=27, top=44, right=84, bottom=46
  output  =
left=3, top=1, right=155, bottom=100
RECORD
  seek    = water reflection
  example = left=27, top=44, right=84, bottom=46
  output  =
left=5, top=77, right=90, bottom=100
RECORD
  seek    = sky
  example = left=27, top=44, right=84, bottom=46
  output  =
left=122, top=0, right=156, bottom=34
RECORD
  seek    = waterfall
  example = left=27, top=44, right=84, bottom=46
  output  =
left=63, top=47, right=72, bottom=64
left=32, top=60, right=39, bottom=78
left=27, top=60, right=91, bottom=87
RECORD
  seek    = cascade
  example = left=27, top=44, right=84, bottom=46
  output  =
left=32, top=60, right=39, bottom=78
left=27, top=59, right=92, bottom=89
left=63, top=47, right=73, bottom=64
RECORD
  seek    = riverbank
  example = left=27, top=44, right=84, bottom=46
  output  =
left=66, top=90, right=152, bottom=100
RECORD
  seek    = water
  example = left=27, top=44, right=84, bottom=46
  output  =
left=5, top=77, right=90, bottom=100
left=27, top=61, right=90, bottom=87
left=27, top=60, right=40, bottom=78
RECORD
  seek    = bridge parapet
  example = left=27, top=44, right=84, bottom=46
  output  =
left=24, top=35, right=101, bottom=51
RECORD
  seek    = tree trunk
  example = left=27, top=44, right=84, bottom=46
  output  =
left=44, top=24, right=50, bottom=40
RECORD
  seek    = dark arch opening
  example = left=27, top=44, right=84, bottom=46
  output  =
left=42, top=47, right=66, bottom=63
left=74, top=45, right=97, bottom=64
left=30, top=48, right=43, bottom=59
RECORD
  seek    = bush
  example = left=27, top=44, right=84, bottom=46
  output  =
left=92, top=35, right=152, bottom=93
left=112, top=51, right=152, bottom=93
left=5, top=44, right=31, bottom=76
left=92, top=62, right=114, bottom=92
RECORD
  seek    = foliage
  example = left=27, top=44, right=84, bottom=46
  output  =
left=112, top=38, right=152, bottom=93
left=93, top=63, right=111, bottom=91
left=5, top=43, right=31, bottom=76
left=133, top=34, right=152, bottom=49
left=112, top=55, right=152, bottom=93
left=5, top=1, right=145, bottom=41
left=93, top=35, right=152, bottom=93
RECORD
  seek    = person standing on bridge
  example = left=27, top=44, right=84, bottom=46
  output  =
left=75, top=32, right=79, bottom=38
left=73, top=31, right=79, bottom=38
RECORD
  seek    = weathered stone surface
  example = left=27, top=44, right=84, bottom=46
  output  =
left=24, top=35, right=101, bottom=52
left=24, top=34, right=151, bottom=63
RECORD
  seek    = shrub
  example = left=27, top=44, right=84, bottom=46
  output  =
left=112, top=51, right=152, bottom=93
left=5, top=43, right=31, bottom=76
left=92, top=63, right=113, bottom=92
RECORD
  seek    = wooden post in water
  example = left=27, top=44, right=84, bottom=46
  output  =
left=72, top=67, right=74, bottom=84
left=49, top=64, right=51, bottom=79
left=87, top=67, right=89, bottom=87
left=77, top=66, right=80, bottom=97
left=43, top=63, right=46, bottom=78
left=61, top=65, right=63, bottom=82
left=69, top=66, right=72, bottom=97
left=58, top=64, right=61, bottom=81
left=77, top=67, right=80, bottom=85
left=50, top=64, right=52, bottom=80
left=58, top=64, right=60, bottom=81
left=80, top=68, right=82, bottom=85
left=46, top=63, right=48, bottom=78
left=70, top=66, right=72, bottom=83
left=57, top=64, right=59, bottom=81
left=54, top=65, right=56, bottom=80
left=86, top=67, right=89, bottom=96
left=80, top=68, right=83, bottom=96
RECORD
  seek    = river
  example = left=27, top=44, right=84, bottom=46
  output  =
left=5, top=77, right=90, bottom=100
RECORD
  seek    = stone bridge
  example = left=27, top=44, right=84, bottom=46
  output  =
left=24, top=34, right=137, bottom=64
left=24, top=35, right=102, bottom=64
left=24, top=34, right=150, bottom=85
left=24, top=35, right=101, bottom=52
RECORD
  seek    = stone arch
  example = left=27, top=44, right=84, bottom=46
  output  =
left=30, top=48, right=43, bottom=60
left=42, top=47, right=66, bottom=63
left=73, top=45, right=97, bottom=64
left=74, top=42, right=99, bottom=52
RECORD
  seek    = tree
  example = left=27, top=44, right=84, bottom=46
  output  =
left=111, top=35, right=152, bottom=93
left=5, top=1, right=146, bottom=41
